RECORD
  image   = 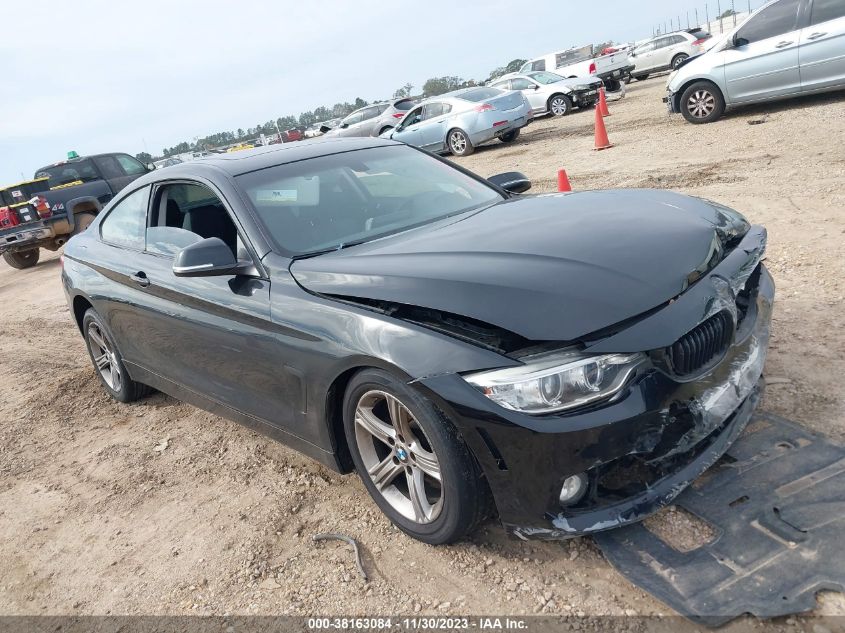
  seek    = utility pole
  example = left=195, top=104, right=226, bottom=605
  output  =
left=732, top=0, right=737, bottom=25
left=706, top=4, right=710, bottom=30
left=695, top=8, right=700, bottom=27
left=717, top=0, right=722, bottom=33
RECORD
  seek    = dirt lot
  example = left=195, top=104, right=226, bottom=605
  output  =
left=1, top=78, right=844, bottom=624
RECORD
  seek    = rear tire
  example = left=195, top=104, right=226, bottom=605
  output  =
left=2, top=249, right=40, bottom=269
left=343, top=368, right=490, bottom=544
left=634, top=74, right=650, bottom=81
left=679, top=81, right=726, bottom=124
left=378, top=126, right=394, bottom=136
left=499, top=129, right=520, bottom=143
left=548, top=94, right=573, bottom=116
left=603, top=78, right=621, bottom=92
left=447, top=128, right=474, bottom=156
left=672, top=53, right=690, bottom=69
left=71, top=212, right=97, bottom=237
left=82, top=309, right=152, bottom=403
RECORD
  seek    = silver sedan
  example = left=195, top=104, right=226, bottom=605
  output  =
left=491, top=71, right=604, bottom=116
left=381, top=87, right=532, bottom=156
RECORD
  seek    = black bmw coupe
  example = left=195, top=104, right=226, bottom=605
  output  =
left=62, top=138, right=773, bottom=543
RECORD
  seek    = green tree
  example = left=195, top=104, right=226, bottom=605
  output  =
left=135, top=151, right=153, bottom=164
left=393, top=83, right=414, bottom=98
left=486, top=59, right=527, bottom=83
left=422, top=76, right=465, bottom=96
left=720, top=8, right=736, bottom=17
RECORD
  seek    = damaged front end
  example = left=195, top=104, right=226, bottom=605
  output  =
left=415, top=225, right=774, bottom=540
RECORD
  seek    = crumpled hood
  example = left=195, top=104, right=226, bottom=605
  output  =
left=290, top=189, right=749, bottom=342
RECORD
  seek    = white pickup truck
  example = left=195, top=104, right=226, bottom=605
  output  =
left=519, top=45, right=634, bottom=91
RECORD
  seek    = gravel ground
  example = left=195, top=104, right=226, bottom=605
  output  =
left=1, top=78, right=844, bottom=626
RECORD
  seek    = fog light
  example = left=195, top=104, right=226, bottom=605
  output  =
left=559, top=473, right=588, bottom=507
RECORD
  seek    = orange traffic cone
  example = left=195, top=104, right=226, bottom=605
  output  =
left=593, top=105, right=613, bottom=151
left=557, top=169, right=572, bottom=192
left=598, top=87, right=610, bottom=117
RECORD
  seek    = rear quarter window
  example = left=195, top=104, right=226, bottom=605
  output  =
left=100, top=185, right=151, bottom=250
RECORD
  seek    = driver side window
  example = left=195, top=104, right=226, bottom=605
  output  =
left=736, top=0, right=801, bottom=44
left=400, top=106, right=424, bottom=128
left=146, top=183, right=245, bottom=260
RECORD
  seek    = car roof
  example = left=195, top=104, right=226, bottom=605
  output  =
left=156, top=137, right=404, bottom=178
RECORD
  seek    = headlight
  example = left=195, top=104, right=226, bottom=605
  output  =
left=464, top=351, right=646, bottom=415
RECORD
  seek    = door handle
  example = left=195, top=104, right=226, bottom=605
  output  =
left=807, top=32, right=827, bottom=40
left=775, top=41, right=794, bottom=48
left=130, top=271, right=150, bottom=288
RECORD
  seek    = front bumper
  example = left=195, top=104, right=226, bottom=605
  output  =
left=664, top=90, right=679, bottom=114
left=418, top=234, right=774, bottom=540
left=571, top=88, right=601, bottom=107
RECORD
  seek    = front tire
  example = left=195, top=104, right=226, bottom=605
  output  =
left=634, top=74, right=650, bottom=81
left=2, top=249, right=40, bottom=269
left=343, top=369, right=489, bottom=544
left=548, top=94, right=573, bottom=117
left=378, top=126, right=394, bottom=136
left=447, top=128, right=474, bottom=156
left=679, top=81, right=726, bottom=124
left=499, top=129, right=520, bottom=143
left=82, top=309, right=152, bottom=403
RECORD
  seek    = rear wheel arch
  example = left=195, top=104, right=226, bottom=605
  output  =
left=72, top=295, right=94, bottom=333
left=66, top=197, right=102, bottom=217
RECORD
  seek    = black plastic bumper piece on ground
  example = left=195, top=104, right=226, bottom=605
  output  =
left=595, top=411, right=845, bottom=627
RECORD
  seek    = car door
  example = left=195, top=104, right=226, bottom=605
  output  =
left=723, top=0, right=803, bottom=103
left=355, top=105, right=383, bottom=137
left=510, top=77, right=545, bottom=112
left=650, top=37, right=675, bottom=70
left=389, top=105, right=425, bottom=148
left=99, top=179, right=300, bottom=429
left=632, top=40, right=657, bottom=72
left=418, top=103, right=453, bottom=150
left=336, top=110, right=365, bottom=137
left=799, top=0, right=845, bottom=91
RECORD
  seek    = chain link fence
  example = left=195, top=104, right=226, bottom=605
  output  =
left=650, top=0, right=769, bottom=38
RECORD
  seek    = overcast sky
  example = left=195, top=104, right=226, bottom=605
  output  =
left=1, top=0, right=752, bottom=183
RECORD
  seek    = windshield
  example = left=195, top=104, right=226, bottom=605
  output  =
left=527, top=71, right=566, bottom=85
left=236, top=145, right=503, bottom=256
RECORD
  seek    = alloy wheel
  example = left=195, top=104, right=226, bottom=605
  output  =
left=449, top=131, right=468, bottom=155
left=87, top=322, right=121, bottom=391
left=687, top=90, right=716, bottom=119
left=354, top=390, right=443, bottom=523
left=550, top=97, right=568, bottom=116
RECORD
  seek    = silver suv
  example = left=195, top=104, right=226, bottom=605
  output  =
left=666, top=0, right=845, bottom=123
left=631, top=30, right=713, bottom=80
left=323, top=99, right=416, bottom=138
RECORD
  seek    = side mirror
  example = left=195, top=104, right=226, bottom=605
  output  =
left=488, top=171, right=532, bottom=194
left=319, top=125, right=331, bottom=133
left=533, top=85, right=540, bottom=90
left=340, top=123, right=349, bottom=129
left=147, top=163, right=155, bottom=171
left=173, top=237, right=251, bottom=277
left=733, top=35, right=749, bottom=47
